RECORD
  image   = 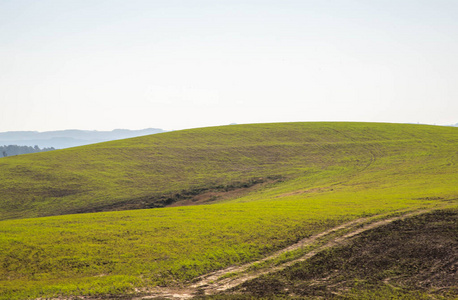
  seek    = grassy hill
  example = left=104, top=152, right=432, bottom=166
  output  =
left=1, top=122, right=456, bottom=220
left=0, top=122, right=457, bottom=299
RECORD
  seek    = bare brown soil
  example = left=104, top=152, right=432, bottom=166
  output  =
left=132, top=208, right=441, bottom=299
left=71, top=177, right=283, bottom=214
left=232, top=207, right=458, bottom=299
left=167, top=178, right=278, bottom=207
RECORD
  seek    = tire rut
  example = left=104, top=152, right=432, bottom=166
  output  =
left=136, top=207, right=437, bottom=299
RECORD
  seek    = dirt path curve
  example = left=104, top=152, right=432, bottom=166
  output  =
left=136, top=207, right=436, bottom=299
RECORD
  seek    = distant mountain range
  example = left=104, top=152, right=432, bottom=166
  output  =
left=0, top=128, right=166, bottom=149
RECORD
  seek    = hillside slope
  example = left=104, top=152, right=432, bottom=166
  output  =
left=0, top=122, right=457, bottom=299
left=0, top=122, right=456, bottom=220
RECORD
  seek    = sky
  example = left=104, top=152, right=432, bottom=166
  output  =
left=1, top=0, right=457, bottom=132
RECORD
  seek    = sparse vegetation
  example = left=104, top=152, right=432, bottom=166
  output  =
left=228, top=208, right=458, bottom=299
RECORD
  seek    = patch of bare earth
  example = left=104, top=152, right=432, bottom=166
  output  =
left=167, top=178, right=278, bottom=207
left=73, top=177, right=283, bottom=214
left=134, top=207, right=446, bottom=299
left=233, top=207, right=458, bottom=299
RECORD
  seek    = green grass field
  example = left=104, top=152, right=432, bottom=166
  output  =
left=0, top=122, right=457, bottom=299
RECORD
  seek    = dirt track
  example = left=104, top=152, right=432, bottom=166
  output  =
left=135, top=208, right=436, bottom=299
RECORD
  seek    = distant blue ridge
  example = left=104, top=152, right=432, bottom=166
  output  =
left=0, top=128, right=166, bottom=149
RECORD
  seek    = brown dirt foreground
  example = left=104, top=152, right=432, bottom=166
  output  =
left=131, top=207, right=447, bottom=299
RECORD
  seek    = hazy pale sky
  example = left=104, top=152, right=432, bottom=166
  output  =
left=1, top=0, right=457, bottom=131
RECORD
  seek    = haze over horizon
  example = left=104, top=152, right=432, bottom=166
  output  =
left=1, top=0, right=457, bottom=132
